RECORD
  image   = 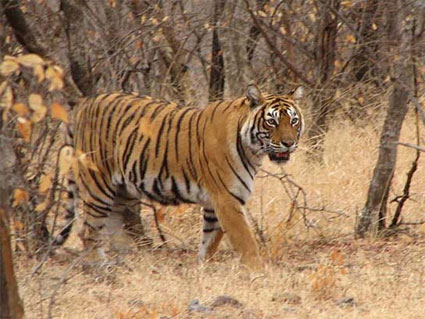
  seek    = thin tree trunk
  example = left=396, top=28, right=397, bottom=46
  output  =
left=351, top=0, right=380, bottom=82
left=60, top=0, right=95, bottom=96
left=356, top=82, right=409, bottom=236
left=1, top=0, right=47, bottom=56
left=356, top=0, right=411, bottom=237
left=307, top=0, right=340, bottom=161
left=208, top=0, right=226, bottom=102
left=246, top=0, right=267, bottom=65
left=0, top=209, right=24, bottom=319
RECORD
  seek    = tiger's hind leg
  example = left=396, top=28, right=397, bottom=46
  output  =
left=107, top=185, right=152, bottom=253
left=198, top=208, right=224, bottom=262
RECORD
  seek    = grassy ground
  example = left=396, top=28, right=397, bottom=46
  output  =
left=15, top=110, right=425, bottom=319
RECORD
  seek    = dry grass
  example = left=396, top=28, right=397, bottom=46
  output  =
left=15, top=110, right=425, bottom=319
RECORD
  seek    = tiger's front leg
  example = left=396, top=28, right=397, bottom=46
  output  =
left=199, top=208, right=224, bottom=262
left=211, top=197, right=263, bottom=270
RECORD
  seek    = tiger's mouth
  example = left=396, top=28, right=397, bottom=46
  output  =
left=268, top=151, right=290, bottom=163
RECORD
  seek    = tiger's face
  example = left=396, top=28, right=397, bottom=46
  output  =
left=244, top=85, right=305, bottom=164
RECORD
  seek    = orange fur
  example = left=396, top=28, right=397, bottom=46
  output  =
left=71, top=85, right=305, bottom=269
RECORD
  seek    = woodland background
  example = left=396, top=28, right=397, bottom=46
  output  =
left=1, top=0, right=425, bottom=318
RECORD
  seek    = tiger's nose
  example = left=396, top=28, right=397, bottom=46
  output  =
left=282, top=141, right=295, bottom=148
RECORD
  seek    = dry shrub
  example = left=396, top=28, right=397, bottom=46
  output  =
left=309, top=249, right=347, bottom=300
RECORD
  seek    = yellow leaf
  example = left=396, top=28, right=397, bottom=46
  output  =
left=17, top=54, right=45, bottom=68
left=35, top=199, right=48, bottom=212
left=345, top=34, right=356, bottom=43
left=28, top=93, right=47, bottom=122
left=257, top=10, right=267, bottom=17
left=33, top=64, right=45, bottom=83
left=58, top=145, right=74, bottom=176
left=341, top=0, right=353, bottom=8
left=17, top=117, right=32, bottom=142
left=50, top=102, right=69, bottom=123
left=46, top=66, right=64, bottom=91
left=372, top=23, right=378, bottom=31
left=0, top=59, right=20, bottom=76
left=39, top=173, right=52, bottom=194
left=12, top=103, right=30, bottom=117
left=0, top=81, right=13, bottom=109
left=13, top=188, right=29, bottom=207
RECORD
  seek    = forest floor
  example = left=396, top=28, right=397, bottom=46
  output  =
left=15, top=111, right=425, bottom=319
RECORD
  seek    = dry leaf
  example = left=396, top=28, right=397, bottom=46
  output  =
left=0, top=59, right=20, bottom=76
left=33, top=64, right=45, bottom=83
left=13, top=188, right=29, bottom=207
left=17, top=117, right=32, bottom=142
left=17, top=54, right=45, bottom=68
left=12, top=103, right=30, bottom=117
left=0, top=81, right=13, bottom=109
left=46, top=66, right=64, bottom=91
left=345, top=34, right=356, bottom=43
left=58, top=145, right=74, bottom=176
left=51, top=102, right=69, bottom=123
left=28, top=93, right=47, bottom=122
left=35, top=199, right=48, bottom=212
left=39, top=173, right=52, bottom=194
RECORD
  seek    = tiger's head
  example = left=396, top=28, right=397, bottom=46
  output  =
left=241, top=85, right=305, bottom=163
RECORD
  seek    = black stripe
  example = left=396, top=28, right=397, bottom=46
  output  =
left=236, top=123, right=254, bottom=179
left=182, top=169, right=191, bottom=194
left=83, top=200, right=110, bottom=217
left=171, top=176, right=185, bottom=202
left=88, top=169, right=114, bottom=200
left=187, top=112, right=198, bottom=179
left=138, top=138, right=151, bottom=180
left=114, top=101, right=137, bottom=138
left=225, top=156, right=251, bottom=192
left=122, top=127, right=138, bottom=169
left=79, top=172, right=114, bottom=207
left=203, top=228, right=218, bottom=233
left=155, top=113, right=169, bottom=157
left=149, top=102, right=168, bottom=120
left=210, top=100, right=225, bottom=123
left=216, top=173, right=245, bottom=205
left=175, top=108, right=193, bottom=161
left=203, top=215, right=218, bottom=223
left=195, top=111, right=202, bottom=146
left=103, top=96, right=125, bottom=176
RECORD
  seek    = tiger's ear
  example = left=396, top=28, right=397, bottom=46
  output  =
left=246, top=84, right=265, bottom=108
left=291, top=86, right=304, bottom=101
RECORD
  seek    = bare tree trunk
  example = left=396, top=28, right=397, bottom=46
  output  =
left=1, top=0, right=47, bottom=56
left=351, top=0, right=381, bottom=82
left=356, top=0, right=411, bottom=237
left=246, top=0, right=267, bottom=66
left=0, top=209, right=24, bottom=319
left=0, top=135, right=24, bottom=318
left=208, top=0, right=226, bottom=102
left=60, top=0, right=95, bottom=96
left=356, top=81, right=409, bottom=236
left=307, top=0, right=340, bottom=161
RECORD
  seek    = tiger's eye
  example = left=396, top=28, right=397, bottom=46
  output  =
left=266, top=119, right=276, bottom=127
left=291, top=118, right=299, bottom=125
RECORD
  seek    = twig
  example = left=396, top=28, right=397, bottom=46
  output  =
left=141, top=201, right=167, bottom=245
left=397, top=142, right=425, bottom=152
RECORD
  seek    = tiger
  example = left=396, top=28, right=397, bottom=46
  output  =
left=64, top=84, right=305, bottom=269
